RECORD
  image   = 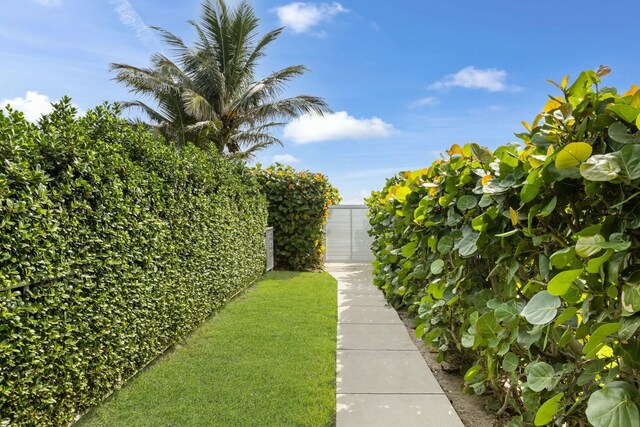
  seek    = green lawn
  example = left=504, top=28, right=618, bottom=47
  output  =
left=77, top=271, right=337, bottom=427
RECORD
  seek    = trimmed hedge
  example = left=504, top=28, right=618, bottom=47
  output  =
left=0, top=99, right=267, bottom=426
left=254, top=164, right=340, bottom=271
left=367, top=70, right=640, bottom=426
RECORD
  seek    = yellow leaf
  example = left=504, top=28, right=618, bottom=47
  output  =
left=521, top=121, right=531, bottom=131
left=561, top=75, right=569, bottom=89
left=555, top=142, right=593, bottom=169
left=395, top=186, right=412, bottom=203
left=509, top=207, right=518, bottom=226
left=547, top=145, right=555, bottom=156
left=532, top=113, right=544, bottom=128
left=543, top=97, right=562, bottom=113
left=481, top=175, right=493, bottom=186
left=429, top=187, right=438, bottom=197
left=403, top=171, right=412, bottom=178
left=631, top=91, right=640, bottom=108
left=447, top=144, right=464, bottom=157
left=623, top=84, right=639, bottom=97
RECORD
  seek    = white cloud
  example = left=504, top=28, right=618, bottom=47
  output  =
left=409, top=96, right=439, bottom=108
left=429, top=66, right=519, bottom=92
left=2, top=91, right=54, bottom=122
left=273, top=154, right=300, bottom=164
left=274, top=2, right=348, bottom=33
left=341, top=190, right=372, bottom=205
left=110, top=0, right=153, bottom=41
left=283, top=111, right=394, bottom=144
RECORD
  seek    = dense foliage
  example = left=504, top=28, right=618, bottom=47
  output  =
left=367, top=69, right=640, bottom=427
left=111, top=0, right=328, bottom=157
left=254, top=164, right=340, bottom=271
left=0, top=100, right=267, bottom=426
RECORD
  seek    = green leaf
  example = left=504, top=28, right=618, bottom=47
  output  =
left=587, top=250, right=614, bottom=274
left=464, top=365, right=483, bottom=383
left=437, top=236, right=454, bottom=254
left=615, top=144, right=640, bottom=180
left=534, top=392, right=564, bottom=426
left=575, top=234, right=606, bottom=257
left=495, top=229, right=519, bottom=237
left=554, top=307, right=578, bottom=327
left=401, top=241, right=417, bottom=258
left=586, top=384, right=640, bottom=427
left=547, top=269, right=582, bottom=296
left=502, top=352, right=518, bottom=373
left=580, top=154, right=621, bottom=181
left=526, top=361, right=555, bottom=392
left=577, top=360, right=608, bottom=386
left=607, top=104, right=640, bottom=124
left=538, top=196, right=557, bottom=217
left=622, top=284, right=640, bottom=315
left=555, top=142, right=593, bottom=169
left=476, top=312, right=501, bottom=340
left=550, top=247, right=577, bottom=269
left=471, top=143, right=493, bottom=164
left=457, top=195, right=478, bottom=211
left=430, top=259, right=445, bottom=275
left=576, top=234, right=631, bottom=257
left=583, top=323, right=622, bottom=358
left=495, top=303, right=519, bottom=323
left=521, top=291, right=561, bottom=325
left=608, top=122, right=640, bottom=145
left=458, top=232, right=480, bottom=258
left=520, top=183, right=540, bottom=203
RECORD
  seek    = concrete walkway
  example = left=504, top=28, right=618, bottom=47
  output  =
left=326, top=263, right=464, bottom=427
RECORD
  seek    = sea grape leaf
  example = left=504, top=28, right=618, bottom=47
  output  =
left=521, top=291, right=561, bottom=325
left=547, top=269, right=582, bottom=296
left=526, top=361, right=556, bottom=392
left=579, top=154, right=620, bottom=181
left=534, top=392, right=564, bottom=426
left=555, top=142, right=593, bottom=169
left=615, top=144, right=640, bottom=180
left=586, top=383, right=640, bottom=427
left=583, top=323, right=622, bottom=358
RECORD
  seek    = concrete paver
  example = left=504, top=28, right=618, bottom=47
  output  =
left=338, top=291, right=387, bottom=307
left=337, top=350, right=443, bottom=394
left=337, top=324, right=417, bottom=350
left=336, top=394, right=465, bottom=427
left=327, top=263, right=464, bottom=427
left=337, top=306, right=400, bottom=324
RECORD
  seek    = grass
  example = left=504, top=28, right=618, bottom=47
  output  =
left=77, top=271, right=337, bottom=427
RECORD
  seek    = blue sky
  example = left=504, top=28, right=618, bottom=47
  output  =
left=2, top=0, right=640, bottom=203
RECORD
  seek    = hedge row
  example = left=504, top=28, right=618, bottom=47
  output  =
left=0, top=100, right=268, bottom=426
left=254, top=164, right=340, bottom=271
left=367, top=69, right=640, bottom=426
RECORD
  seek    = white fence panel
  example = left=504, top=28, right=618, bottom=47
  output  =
left=325, top=205, right=374, bottom=262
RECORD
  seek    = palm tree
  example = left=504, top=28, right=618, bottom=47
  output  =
left=110, top=0, right=328, bottom=157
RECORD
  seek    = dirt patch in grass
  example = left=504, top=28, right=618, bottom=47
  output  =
left=398, top=311, right=500, bottom=427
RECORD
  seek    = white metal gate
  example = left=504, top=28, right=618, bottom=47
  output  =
left=325, top=205, right=374, bottom=262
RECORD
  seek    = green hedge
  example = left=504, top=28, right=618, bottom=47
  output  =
left=0, top=99, right=267, bottom=426
left=367, top=69, right=640, bottom=427
left=254, top=164, right=340, bottom=271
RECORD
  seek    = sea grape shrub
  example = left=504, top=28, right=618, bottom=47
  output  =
left=254, top=163, right=340, bottom=271
left=366, top=70, right=640, bottom=427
